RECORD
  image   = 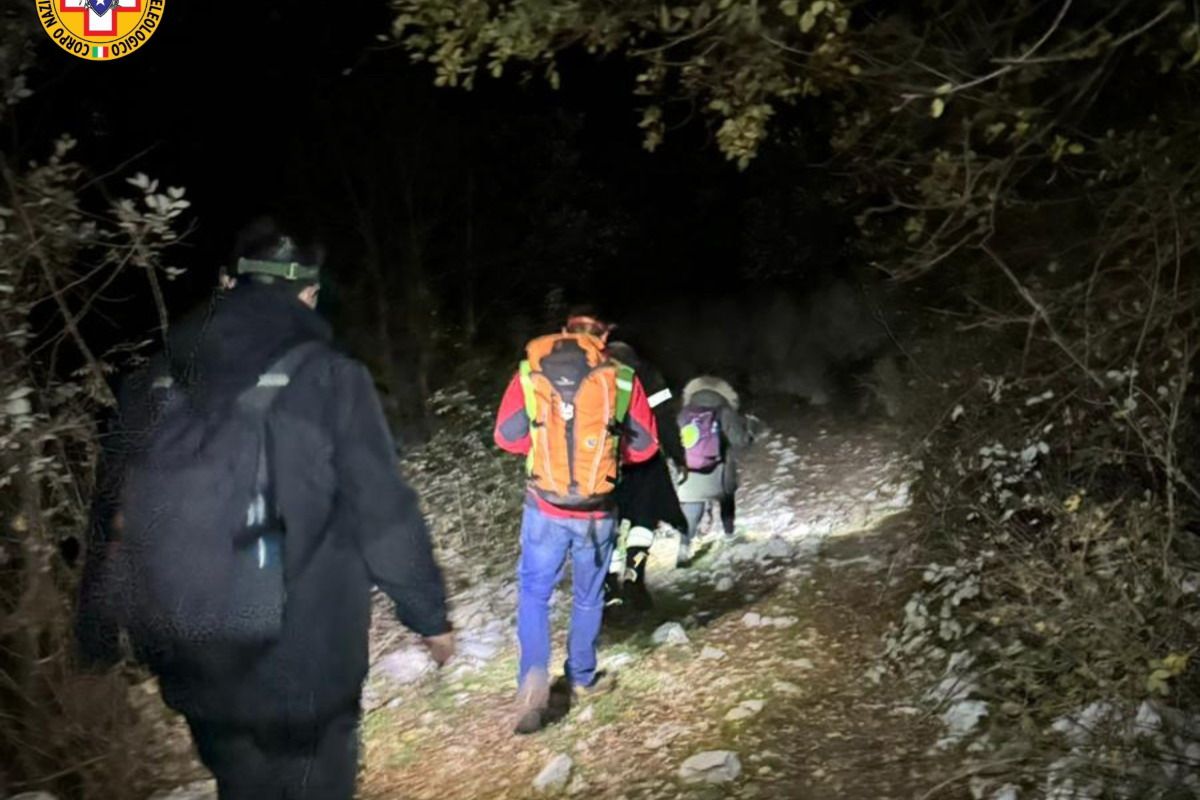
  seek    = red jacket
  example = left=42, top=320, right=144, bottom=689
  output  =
left=494, top=371, right=660, bottom=519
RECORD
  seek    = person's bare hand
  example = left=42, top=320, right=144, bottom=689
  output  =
left=423, top=632, right=456, bottom=667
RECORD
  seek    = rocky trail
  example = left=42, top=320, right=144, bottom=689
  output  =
left=355, top=400, right=962, bottom=800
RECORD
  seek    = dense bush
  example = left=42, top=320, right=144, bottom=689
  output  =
left=881, top=313, right=1200, bottom=796
left=0, top=17, right=195, bottom=797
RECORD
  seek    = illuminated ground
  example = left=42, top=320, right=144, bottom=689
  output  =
left=358, top=403, right=961, bottom=799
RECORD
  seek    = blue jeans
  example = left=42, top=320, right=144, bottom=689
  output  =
left=516, top=504, right=616, bottom=690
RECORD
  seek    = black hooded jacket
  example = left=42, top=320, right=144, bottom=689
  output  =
left=78, top=283, right=449, bottom=725
left=606, top=341, right=687, bottom=533
left=606, top=342, right=684, bottom=469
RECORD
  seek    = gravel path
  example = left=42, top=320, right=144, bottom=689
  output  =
left=354, top=402, right=958, bottom=800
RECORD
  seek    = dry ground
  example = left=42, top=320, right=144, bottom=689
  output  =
left=360, top=402, right=964, bottom=799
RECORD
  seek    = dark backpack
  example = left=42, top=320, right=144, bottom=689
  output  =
left=113, top=342, right=322, bottom=650
left=679, top=406, right=722, bottom=471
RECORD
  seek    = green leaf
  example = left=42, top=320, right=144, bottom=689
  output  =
left=1162, top=652, right=1190, bottom=675
left=1147, top=668, right=1173, bottom=695
left=931, top=98, right=946, bottom=118
left=640, top=105, right=663, bottom=124
left=1050, top=135, right=1068, bottom=162
left=799, top=10, right=816, bottom=33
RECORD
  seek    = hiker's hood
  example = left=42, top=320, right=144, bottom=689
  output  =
left=165, top=283, right=332, bottom=412
left=682, top=376, right=740, bottom=410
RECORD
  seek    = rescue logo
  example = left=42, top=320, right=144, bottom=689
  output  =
left=36, top=0, right=165, bottom=61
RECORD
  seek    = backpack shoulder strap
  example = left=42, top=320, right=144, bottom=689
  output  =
left=237, top=340, right=327, bottom=528
left=614, top=363, right=635, bottom=424
left=517, top=360, right=538, bottom=475
left=238, top=340, right=327, bottom=415
left=518, top=359, right=537, bottom=419
left=262, top=340, right=327, bottom=386
left=143, top=354, right=180, bottom=419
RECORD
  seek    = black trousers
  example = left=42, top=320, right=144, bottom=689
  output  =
left=186, top=706, right=360, bottom=800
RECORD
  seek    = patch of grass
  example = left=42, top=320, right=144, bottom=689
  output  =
left=422, top=686, right=464, bottom=714
left=458, top=653, right=520, bottom=696
left=381, top=736, right=421, bottom=770
left=612, top=662, right=666, bottom=696
left=361, top=708, right=400, bottom=740
left=363, top=710, right=428, bottom=771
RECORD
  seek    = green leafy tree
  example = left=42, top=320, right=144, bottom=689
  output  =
left=391, top=0, right=857, bottom=167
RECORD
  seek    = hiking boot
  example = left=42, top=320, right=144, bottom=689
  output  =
left=624, top=579, right=654, bottom=611
left=675, top=540, right=693, bottom=568
left=603, top=572, right=624, bottom=608
left=571, top=671, right=616, bottom=704
left=513, top=668, right=550, bottom=735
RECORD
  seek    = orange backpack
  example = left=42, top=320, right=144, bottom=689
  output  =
left=518, top=333, right=635, bottom=509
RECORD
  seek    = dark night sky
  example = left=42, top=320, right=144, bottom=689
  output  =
left=23, top=0, right=428, bottom=269
left=13, top=0, right=851, bottom=363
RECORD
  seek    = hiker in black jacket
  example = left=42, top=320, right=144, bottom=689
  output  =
left=76, top=220, right=454, bottom=800
left=605, top=340, right=686, bottom=610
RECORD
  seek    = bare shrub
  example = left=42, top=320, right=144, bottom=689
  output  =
left=0, top=20, right=195, bottom=796
left=883, top=241, right=1200, bottom=795
left=400, top=366, right=525, bottom=590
